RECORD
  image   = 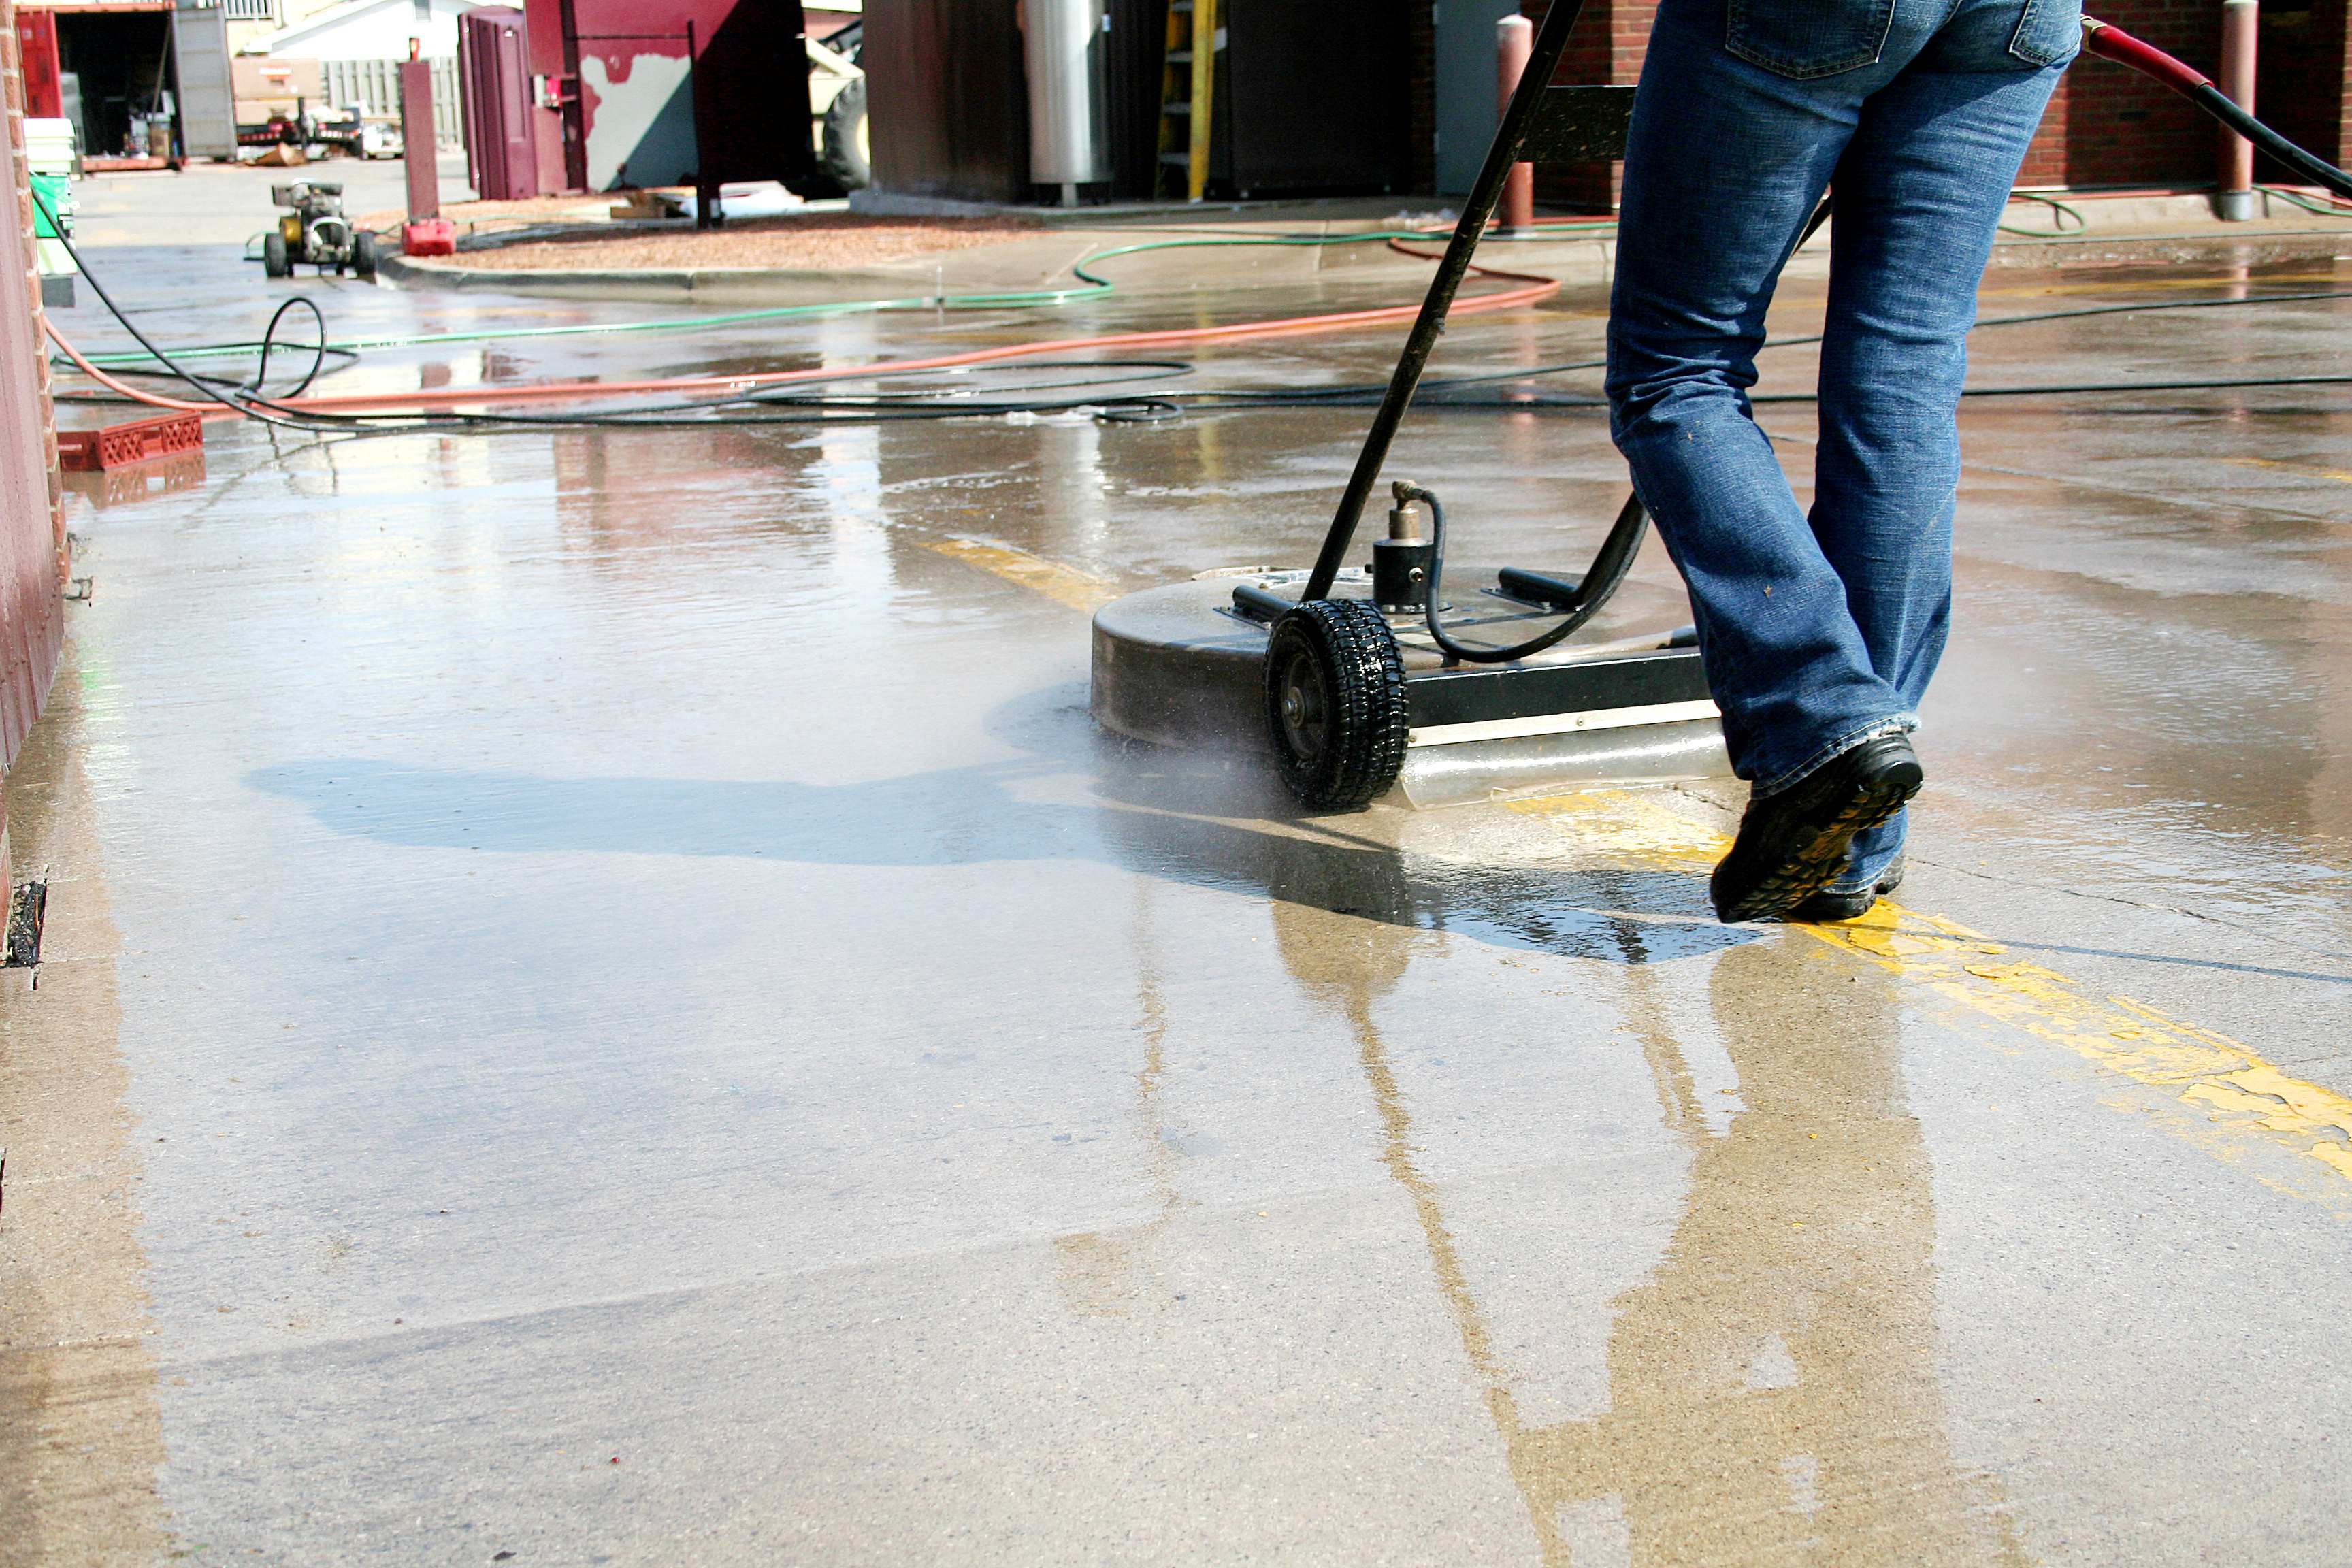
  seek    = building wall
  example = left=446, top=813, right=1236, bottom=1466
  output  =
left=0, top=0, right=69, bottom=894
left=2038, top=0, right=2351, bottom=186
left=1521, top=0, right=1641, bottom=211
left=228, top=0, right=353, bottom=58
left=864, top=0, right=1027, bottom=203
left=1498, top=0, right=2352, bottom=211
left=237, top=0, right=474, bottom=62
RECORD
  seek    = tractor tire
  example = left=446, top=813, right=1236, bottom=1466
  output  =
left=821, top=78, right=871, bottom=191
left=263, top=231, right=290, bottom=278
left=353, top=231, right=380, bottom=278
left=1264, top=598, right=1409, bottom=812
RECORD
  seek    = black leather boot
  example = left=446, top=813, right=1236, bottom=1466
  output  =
left=1711, top=735, right=1923, bottom=923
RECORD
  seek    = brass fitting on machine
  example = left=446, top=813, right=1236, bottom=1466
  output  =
left=1373, top=479, right=1437, bottom=612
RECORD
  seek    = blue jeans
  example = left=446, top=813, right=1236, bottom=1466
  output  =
left=1607, top=0, right=2072, bottom=892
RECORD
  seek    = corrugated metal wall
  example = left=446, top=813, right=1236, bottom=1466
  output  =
left=864, top=0, right=1029, bottom=203
left=0, top=0, right=69, bottom=889
left=323, top=56, right=463, bottom=146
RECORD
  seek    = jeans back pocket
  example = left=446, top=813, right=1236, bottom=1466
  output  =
left=2009, top=0, right=2082, bottom=66
left=1725, top=0, right=1897, bottom=78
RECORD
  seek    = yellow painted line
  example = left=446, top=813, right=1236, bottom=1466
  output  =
left=1509, top=789, right=2352, bottom=1215
left=2223, top=456, right=2352, bottom=485
left=1978, top=272, right=2349, bottom=299
left=914, top=538, right=1120, bottom=614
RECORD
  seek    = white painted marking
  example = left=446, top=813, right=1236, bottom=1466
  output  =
left=1407, top=698, right=1721, bottom=749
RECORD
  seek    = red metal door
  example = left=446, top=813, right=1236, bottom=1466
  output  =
left=520, top=0, right=810, bottom=195
left=459, top=7, right=544, bottom=200
left=13, top=9, right=56, bottom=120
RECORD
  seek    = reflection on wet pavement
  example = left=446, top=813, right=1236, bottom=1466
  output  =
left=1276, top=887, right=2013, bottom=1567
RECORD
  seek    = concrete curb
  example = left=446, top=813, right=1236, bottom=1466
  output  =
left=371, top=222, right=1520, bottom=306
left=374, top=251, right=961, bottom=305
left=372, top=197, right=2352, bottom=307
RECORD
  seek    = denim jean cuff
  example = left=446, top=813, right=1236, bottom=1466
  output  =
left=1825, top=847, right=1906, bottom=896
left=1754, top=715, right=1918, bottom=799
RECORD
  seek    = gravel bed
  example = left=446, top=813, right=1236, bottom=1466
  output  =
left=421, top=214, right=1045, bottom=272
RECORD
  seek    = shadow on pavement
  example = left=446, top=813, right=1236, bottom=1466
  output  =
left=246, top=689, right=1759, bottom=968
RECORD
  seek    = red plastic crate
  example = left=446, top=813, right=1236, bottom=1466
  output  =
left=56, top=412, right=206, bottom=472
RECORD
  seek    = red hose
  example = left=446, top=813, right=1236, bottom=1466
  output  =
left=2080, top=16, right=2215, bottom=94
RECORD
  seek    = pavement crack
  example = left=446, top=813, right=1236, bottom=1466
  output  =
left=1910, top=855, right=2352, bottom=965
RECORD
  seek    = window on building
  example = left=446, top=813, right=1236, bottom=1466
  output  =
left=223, top=0, right=276, bottom=20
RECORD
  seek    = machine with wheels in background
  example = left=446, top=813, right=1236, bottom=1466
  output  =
left=256, top=181, right=381, bottom=280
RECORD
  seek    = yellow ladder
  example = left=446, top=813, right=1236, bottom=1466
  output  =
left=1155, top=0, right=1218, bottom=201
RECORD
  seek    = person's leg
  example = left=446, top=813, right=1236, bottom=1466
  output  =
left=1804, top=46, right=2065, bottom=899
left=1611, top=0, right=2073, bottom=917
left=1607, top=0, right=1901, bottom=797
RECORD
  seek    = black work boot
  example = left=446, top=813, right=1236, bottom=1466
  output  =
left=1710, top=735, right=1923, bottom=924
left=1786, top=853, right=1908, bottom=923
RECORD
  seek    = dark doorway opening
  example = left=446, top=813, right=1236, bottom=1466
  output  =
left=56, top=10, right=177, bottom=160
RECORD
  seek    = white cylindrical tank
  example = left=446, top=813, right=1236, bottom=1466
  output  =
left=1024, top=0, right=1111, bottom=193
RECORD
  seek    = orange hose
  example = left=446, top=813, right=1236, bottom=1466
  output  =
left=50, top=250, right=1563, bottom=421
left=279, top=288, right=1558, bottom=412
left=44, top=319, right=220, bottom=412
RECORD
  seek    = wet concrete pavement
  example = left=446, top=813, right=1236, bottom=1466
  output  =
left=67, top=154, right=478, bottom=250
left=4, top=224, right=2351, bottom=1566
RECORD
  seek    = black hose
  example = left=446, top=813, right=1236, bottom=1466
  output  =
left=2190, top=83, right=2352, bottom=201
left=1407, top=485, right=1650, bottom=665
left=246, top=297, right=331, bottom=397
left=35, top=179, right=2352, bottom=436
left=29, top=184, right=328, bottom=433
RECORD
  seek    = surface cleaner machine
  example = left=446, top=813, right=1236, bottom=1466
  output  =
left=1089, top=7, right=2352, bottom=813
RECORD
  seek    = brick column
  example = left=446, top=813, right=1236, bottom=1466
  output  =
left=2017, top=73, right=2070, bottom=188
left=2, top=0, right=59, bottom=595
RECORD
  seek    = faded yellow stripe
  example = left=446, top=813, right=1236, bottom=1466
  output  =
left=1979, top=272, right=2349, bottom=299
left=1510, top=789, right=2352, bottom=1215
left=2223, top=456, right=2352, bottom=486
left=915, top=538, right=1120, bottom=614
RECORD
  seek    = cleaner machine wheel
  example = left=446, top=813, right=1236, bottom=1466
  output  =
left=1090, top=4, right=2352, bottom=813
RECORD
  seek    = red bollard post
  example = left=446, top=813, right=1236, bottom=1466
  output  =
left=1498, top=15, right=1535, bottom=234
left=399, top=42, right=455, bottom=255
left=2217, top=0, right=2259, bottom=220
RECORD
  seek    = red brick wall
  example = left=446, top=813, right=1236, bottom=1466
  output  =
left=2063, top=1, right=2226, bottom=186
left=2025, top=2, right=2346, bottom=189
left=0, top=0, right=69, bottom=892
left=1501, top=0, right=2348, bottom=206
left=1523, top=0, right=1651, bottom=211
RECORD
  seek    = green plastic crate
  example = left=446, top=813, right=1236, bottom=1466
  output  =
left=31, top=173, right=71, bottom=239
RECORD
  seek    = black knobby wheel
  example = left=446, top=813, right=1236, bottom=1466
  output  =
left=262, top=231, right=290, bottom=278
left=821, top=78, right=871, bottom=191
left=1264, top=598, right=1409, bottom=812
left=353, top=231, right=380, bottom=278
